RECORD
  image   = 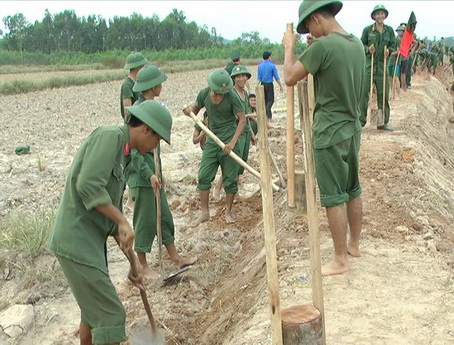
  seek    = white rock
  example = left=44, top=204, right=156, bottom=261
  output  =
left=0, top=304, right=34, bottom=338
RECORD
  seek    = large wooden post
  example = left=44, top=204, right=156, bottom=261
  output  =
left=297, top=79, right=326, bottom=344
left=282, top=305, right=323, bottom=345
left=256, top=85, right=283, bottom=345
left=286, top=23, right=296, bottom=208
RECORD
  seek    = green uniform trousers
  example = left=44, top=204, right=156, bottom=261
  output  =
left=237, top=123, right=252, bottom=176
left=198, top=140, right=240, bottom=194
left=57, top=256, right=126, bottom=345
left=360, top=72, right=390, bottom=126
left=130, top=186, right=175, bottom=253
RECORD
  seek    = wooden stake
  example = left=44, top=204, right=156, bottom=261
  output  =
left=379, top=45, right=388, bottom=126
left=367, top=52, right=374, bottom=124
left=286, top=23, right=296, bottom=208
left=256, top=84, right=283, bottom=345
left=153, top=148, right=163, bottom=276
left=298, top=80, right=326, bottom=345
left=185, top=109, right=281, bottom=192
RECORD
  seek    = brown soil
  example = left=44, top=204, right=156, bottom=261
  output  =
left=0, top=65, right=453, bottom=345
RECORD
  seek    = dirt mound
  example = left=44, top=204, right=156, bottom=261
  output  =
left=0, top=67, right=453, bottom=345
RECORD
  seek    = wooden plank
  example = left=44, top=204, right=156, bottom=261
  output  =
left=256, top=84, right=283, bottom=345
left=286, top=23, right=296, bottom=208
left=297, top=79, right=326, bottom=344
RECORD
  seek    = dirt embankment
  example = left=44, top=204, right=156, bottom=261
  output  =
left=0, top=67, right=453, bottom=345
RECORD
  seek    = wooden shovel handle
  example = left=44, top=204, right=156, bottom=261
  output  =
left=184, top=108, right=281, bottom=192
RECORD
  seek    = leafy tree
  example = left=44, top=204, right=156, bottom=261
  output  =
left=2, top=13, right=29, bottom=59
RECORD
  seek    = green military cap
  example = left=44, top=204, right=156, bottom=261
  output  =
left=400, top=22, right=407, bottom=27
left=125, top=100, right=173, bottom=144
left=207, top=69, right=233, bottom=94
left=371, top=4, right=389, bottom=20
left=230, top=64, right=252, bottom=79
left=230, top=50, right=241, bottom=60
left=296, top=0, right=343, bottom=34
left=133, top=65, right=168, bottom=92
left=123, top=52, right=148, bottom=70
left=396, top=25, right=405, bottom=32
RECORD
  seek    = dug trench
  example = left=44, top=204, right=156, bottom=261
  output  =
left=0, top=68, right=453, bottom=345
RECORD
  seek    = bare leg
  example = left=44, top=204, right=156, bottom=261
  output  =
left=80, top=322, right=92, bottom=345
left=124, top=187, right=135, bottom=212
left=225, top=193, right=236, bottom=224
left=322, top=203, right=350, bottom=276
left=165, top=242, right=197, bottom=268
left=394, top=77, right=401, bottom=100
left=137, top=252, right=160, bottom=279
left=389, top=77, right=395, bottom=100
left=347, top=196, right=363, bottom=257
left=401, top=74, right=407, bottom=92
left=191, top=190, right=210, bottom=227
left=212, top=176, right=223, bottom=201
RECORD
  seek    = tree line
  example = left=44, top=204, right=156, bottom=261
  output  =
left=1, top=9, right=237, bottom=54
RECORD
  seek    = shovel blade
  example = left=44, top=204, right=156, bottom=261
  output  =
left=131, top=329, right=166, bottom=345
left=161, top=266, right=191, bottom=284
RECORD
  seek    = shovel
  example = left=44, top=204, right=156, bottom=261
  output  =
left=128, top=251, right=166, bottom=345
left=153, top=148, right=191, bottom=284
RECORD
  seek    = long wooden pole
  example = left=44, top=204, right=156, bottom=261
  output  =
left=286, top=23, right=296, bottom=208
left=367, top=52, right=374, bottom=124
left=381, top=45, right=388, bottom=126
left=256, top=84, right=283, bottom=345
left=153, top=148, right=163, bottom=277
left=185, top=109, right=281, bottom=192
left=299, top=79, right=326, bottom=344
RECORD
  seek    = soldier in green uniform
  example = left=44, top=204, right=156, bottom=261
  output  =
left=48, top=100, right=172, bottom=345
left=183, top=69, right=246, bottom=226
left=230, top=65, right=256, bottom=176
left=127, top=66, right=196, bottom=279
left=360, top=4, right=397, bottom=131
left=120, top=52, right=148, bottom=121
left=248, top=93, right=258, bottom=135
left=449, top=50, right=454, bottom=75
left=428, top=51, right=438, bottom=75
left=283, top=0, right=364, bottom=276
left=225, top=50, right=251, bottom=93
left=438, top=38, right=445, bottom=67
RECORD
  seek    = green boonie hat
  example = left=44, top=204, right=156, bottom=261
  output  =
left=230, top=50, right=241, bottom=60
left=125, top=100, right=172, bottom=144
left=207, top=69, right=233, bottom=94
left=297, top=0, right=343, bottom=34
left=371, top=4, right=389, bottom=20
left=133, top=65, right=168, bottom=92
left=124, top=52, right=148, bottom=70
left=396, top=25, right=405, bottom=32
left=230, top=64, right=252, bottom=79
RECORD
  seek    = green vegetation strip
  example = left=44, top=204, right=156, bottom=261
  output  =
left=0, top=209, right=55, bottom=254
left=0, top=58, right=263, bottom=95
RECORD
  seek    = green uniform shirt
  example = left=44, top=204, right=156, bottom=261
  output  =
left=225, top=61, right=239, bottom=75
left=361, top=24, right=397, bottom=75
left=388, top=36, right=403, bottom=67
left=49, top=126, right=130, bottom=274
left=233, top=88, right=252, bottom=133
left=120, top=77, right=140, bottom=119
left=299, top=32, right=364, bottom=149
left=195, top=87, right=244, bottom=143
left=126, top=95, right=162, bottom=189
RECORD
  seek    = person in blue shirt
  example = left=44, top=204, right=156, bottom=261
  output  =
left=258, top=51, right=283, bottom=121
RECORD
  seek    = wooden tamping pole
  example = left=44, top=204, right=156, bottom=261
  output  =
left=286, top=23, right=296, bottom=208
left=256, top=85, right=283, bottom=345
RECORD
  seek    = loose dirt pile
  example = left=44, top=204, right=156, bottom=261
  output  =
left=0, top=66, right=453, bottom=345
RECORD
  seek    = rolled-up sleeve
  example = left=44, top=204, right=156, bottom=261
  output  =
left=76, top=131, right=119, bottom=210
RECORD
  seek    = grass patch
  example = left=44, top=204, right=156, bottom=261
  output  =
left=0, top=70, right=127, bottom=95
left=0, top=209, right=56, bottom=254
left=0, top=58, right=263, bottom=95
left=0, top=63, right=106, bottom=75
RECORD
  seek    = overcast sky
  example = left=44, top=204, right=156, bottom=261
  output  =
left=1, top=1, right=452, bottom=43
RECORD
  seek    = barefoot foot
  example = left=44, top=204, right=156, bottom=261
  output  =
left=321, top=260, right=351, bottom=276
left=172, top=255, right=198, bottom=269
left=142, top=266, right=160, bottom=280
left=225, top=211, right=235, bottom=224
left=347, top=242, right=362, bottom=257
left=191, top=212, right=210, bottom=227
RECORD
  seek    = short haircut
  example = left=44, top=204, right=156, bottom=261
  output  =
left=249, top=93, right=256, bottom=98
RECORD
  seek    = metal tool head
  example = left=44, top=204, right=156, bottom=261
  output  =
left=161, top=265, right=191, bottom=284
left=131, top=329, right=166, bottom=345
